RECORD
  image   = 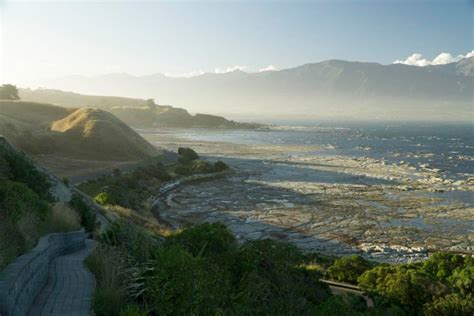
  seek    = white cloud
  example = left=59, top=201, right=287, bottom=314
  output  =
left=258, top=65, right=277, bottom=72
left=214, top=65, right=247, bottom=74
left=393, top=50, right=474, bottom=67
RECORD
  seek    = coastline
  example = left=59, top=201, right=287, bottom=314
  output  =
left=140, top=128, right=474, bottom=263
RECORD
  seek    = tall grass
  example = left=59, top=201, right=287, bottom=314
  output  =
left=86, top=244, right=143, bottom=315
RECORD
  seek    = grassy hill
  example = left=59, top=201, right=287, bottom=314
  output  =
left=0, top=101, right=157, bottom=160
left=20, top=88, right=147, bottom=109
left=20, top=88, right=260, bottom=129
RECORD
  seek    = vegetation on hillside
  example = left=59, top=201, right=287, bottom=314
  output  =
left=0, top=84, right=20, bottom=100
left=87, top=220, right=474, bottom=316
left=19, top=87, right=260, bottom=129
left=79, top=149, right=228, bottom=224
left=0, top=147, right=83, bottom=269
left=0, top=101, right=157, bottom=160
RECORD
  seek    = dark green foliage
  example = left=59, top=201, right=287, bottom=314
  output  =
left=94, top=223, right=334, bottom=315
left=314, top=295, right=378, bottom=316
left=80, top=160, right=172, bottom=211
left=214, top=160, right=229, bottom=172
left=141, top=245, right=232, bottom=315
left=358, top=252, right=474, bottom=315
left=422, top=252, right=466, bottom=281
left=69, top=194, right=96, bottom=232
left=423, top=293, right=474, bottom=315
left=132, top=162, right=171, bottom=181
left=1, top=148, right=51, bottom=200
left=166, top=222, right=236, bottom=257
left=0, top=180, right=50, bottom=223
left=448, top=265, right=474, bottom=295
left=0, top=84, right=20, bottom=100
left=328, top=254, right=373, bottom=284
left=358, top=265, right=433, bottom=309
left=177, top=147, right=199, bottom=163
left=189, top=159, right=214, bottom=173
left=174, top=165, right=192, bottom=176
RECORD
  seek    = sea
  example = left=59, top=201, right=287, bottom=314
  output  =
left=146, top=121, right=474, bottom=206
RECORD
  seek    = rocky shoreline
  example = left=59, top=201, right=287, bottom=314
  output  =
left=142, top=130, right=473, bottom=263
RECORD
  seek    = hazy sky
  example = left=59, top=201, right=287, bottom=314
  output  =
left=0, top=0, right=472, bottom=84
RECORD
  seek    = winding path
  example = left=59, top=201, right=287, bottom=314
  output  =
left=27, top=240, right=96, bottom=316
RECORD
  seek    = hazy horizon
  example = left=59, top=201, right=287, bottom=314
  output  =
left=1, top=0, right=472, bottom=122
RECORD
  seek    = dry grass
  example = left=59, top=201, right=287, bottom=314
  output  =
left=0, top=203, right=81, bottom=269
left=45, top=202, right=81, bottom=232
left=0, top=101, right=156, bottom=161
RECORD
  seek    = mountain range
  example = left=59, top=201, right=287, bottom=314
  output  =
left=41, top=57, right=474, bottom=122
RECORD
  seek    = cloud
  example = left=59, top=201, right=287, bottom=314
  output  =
left=393, top=50, right=474, bottom=66
left=258, top=65, right=277, bottom=72
left=214, top=65, right=247, bottom=74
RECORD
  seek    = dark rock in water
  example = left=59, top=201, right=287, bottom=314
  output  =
left=178, top=147, right=199, bottom=163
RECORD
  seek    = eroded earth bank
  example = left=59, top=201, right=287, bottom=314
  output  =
left=142, top=129, right=473, bottom=263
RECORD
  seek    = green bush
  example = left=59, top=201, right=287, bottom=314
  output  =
left=423, top=293, right=474, bottom=316
left=0, top=180, right=50, bottom=223
left=69, top=194, right=96, bottom=232
left=132, top=162, right=171, bottom=181
left=174, top=165, right=192, bottom=176
left=448, top=265, right=474, bottom=295
left=358, top=265, right=435, bottom=310
left=86, top=244, right=129, bottom=316
left=2, top=149, right=52, bottom=200
left=94, top=192, right=110, bottom=205
left=422, top=252, right=465, bottom=281
left=140, top=245, right=232, bottom=315
left=328, top=254, right=373, bottom=284
left=189, top=159, right=214, bottom=173
left=166, top=223, right=236, bottom=257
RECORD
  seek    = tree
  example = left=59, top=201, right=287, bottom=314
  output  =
left=328, top=255, right=372, bottom=284
left=0, top=84, right=20, bottom=100
left=146, top=98, right=157, bottom=110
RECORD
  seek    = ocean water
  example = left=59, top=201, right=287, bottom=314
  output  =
left=163, top=122, right=474, bottom=182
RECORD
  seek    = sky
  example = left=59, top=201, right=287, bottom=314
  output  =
left=0, top=0, right=472, bottom=85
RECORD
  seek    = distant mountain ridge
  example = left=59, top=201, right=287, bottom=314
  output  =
left=39, top=57, right=474, bottom=121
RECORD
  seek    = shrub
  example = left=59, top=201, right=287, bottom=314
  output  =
left=174, top=165, right=192, bottom=176
left=189, top=159, right=213, bottom=173
left=177, top=147, right=199, bottom=163
left=422, top=252, right=465, bottom=281
left=44, top=202, right=81, bottom=233
left=2, top=149, right=52, bottom=200
left=69, top=194, right=96, bottom=232
left=166, top=223, right=236, bottom=257
left=0, top=180, right=50, bottom=223
left=94, top=192, right=110, bottom=205
left=140, top=245, right=232, bottom=315
left=448, top=265, right=474, bottom=295
left=358, top=265, right=433, bottom=309
left=424, top=293, right=474, bottom=316
left=86, top=244, right=129, bottom=316
left=328, top=255, right=373, bottom=284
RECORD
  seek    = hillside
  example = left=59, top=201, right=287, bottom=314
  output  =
left=19, top=89, right=259, bottom=129
left=0, top=101, right=157, bottom=160
left=41, top=57, right=474, bottom=121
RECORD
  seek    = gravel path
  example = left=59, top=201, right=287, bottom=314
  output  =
left=28, top=239, right=96, bottom=316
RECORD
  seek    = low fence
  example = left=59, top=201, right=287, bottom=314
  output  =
left=0, top=230, right=87, bottom=316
